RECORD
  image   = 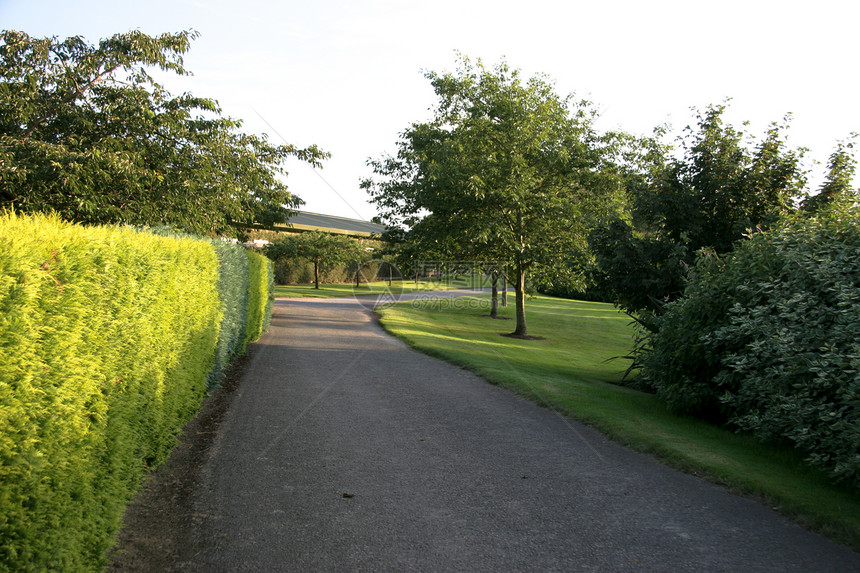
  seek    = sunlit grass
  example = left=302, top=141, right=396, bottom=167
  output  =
left=378, top=293, right=860, bottom=550
left=274, top=274, right=493, bottom=298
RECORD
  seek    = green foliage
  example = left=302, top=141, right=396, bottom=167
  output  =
left=643, top=207, right=860, bottom=486
left=0, top=212, right=222, bottom=571
left=590, top=103, right=808, bottom=314
left=209, top=240, right=251, bottom=388
left=244, top=249, right=274, bottom=346
left=638, top=249, right=741, bottom=418
left=802, top=137, right=858, bottom=213
left=272, top=256, right=355, bottom=285
left=137, top=230, right=273, bottom=388
left=261, top=255, right=274, bottom=334
left=266, top=231, right=364, bottom=288
left=0, top=29, right=327, bottom=234
left=363, top=54, right=630, bottom=336
left=588, top=218, right=689, bottom=312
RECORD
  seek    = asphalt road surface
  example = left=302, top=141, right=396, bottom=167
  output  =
left=182, top=294, right=860, bottom=572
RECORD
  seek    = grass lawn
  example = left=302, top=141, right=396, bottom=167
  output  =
left=377, top=292, right=860, bottom=550
left=274, top=275, right=493, bottom=298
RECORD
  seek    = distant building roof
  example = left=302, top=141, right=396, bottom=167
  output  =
left=276, top=211, right=386, bottom=238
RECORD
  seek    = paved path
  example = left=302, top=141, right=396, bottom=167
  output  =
left=185, top=295, right=860, bottom=571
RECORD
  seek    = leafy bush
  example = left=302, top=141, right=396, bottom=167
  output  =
left=244, top=249, right=274, bottom=347
left=588, top=218, right=690, bottom=313
left=0, top=213, right=223, bottom=571
left=272, top=256, right=356, bottom=285
left=208, top=240, right=250, bottom=389
left=142, top=233, right=273, bottom=389
left=643, top=207, right=860, bottom=486
left=273, top=255, right=315, bottom=284
left=0, top=214, right=277, bottom=571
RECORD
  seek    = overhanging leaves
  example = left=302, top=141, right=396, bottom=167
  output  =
left=0, top=29, right=328, bottom=235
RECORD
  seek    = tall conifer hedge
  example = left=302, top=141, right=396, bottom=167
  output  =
left=0, top=212, right=273, bottom=571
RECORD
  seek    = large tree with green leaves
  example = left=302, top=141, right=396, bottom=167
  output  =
left=363, top=56, right=627, bottom=336
left=589, top=103, right=809, bottom=314
left=0, top=29, right=326, bottom=234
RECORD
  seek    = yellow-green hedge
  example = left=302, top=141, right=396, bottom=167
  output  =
left=244, top=249, right=274, bottom=348
left=0, top=213, right=271, bottom=571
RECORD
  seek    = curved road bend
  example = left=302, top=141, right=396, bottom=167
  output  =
left=184, top=294, right=860, bottom=572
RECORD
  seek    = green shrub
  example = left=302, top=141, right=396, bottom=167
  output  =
left=272, top=255, right=355, bottom=285
left=0, top=213, right=222, bottom=571
left=644, top=207, right=860, bottom=486
left=642, top=249, right=752, bottom=421
left=260, top=255, right=274, bottom=334
left=244, top=250, right=274, bottom=347
left=273, top=255, right=314, bottom=284
left=208, top=240, right=250, bottom=389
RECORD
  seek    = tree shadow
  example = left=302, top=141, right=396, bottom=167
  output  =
left=500, top=332, right=546, bottom=341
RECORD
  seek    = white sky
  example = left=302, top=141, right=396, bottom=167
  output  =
left=1, top=0, right=858, bottom=220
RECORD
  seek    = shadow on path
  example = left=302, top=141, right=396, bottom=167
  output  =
left=113, top=296, right=860, bottom=572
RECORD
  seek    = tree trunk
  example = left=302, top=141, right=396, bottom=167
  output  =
left=501, top=271, right=508, bottom=307
left=490, top=271, right=499, bottom=318
left=314, top=260, right=320, bottom=289
left=513, top=264, right=527, bottom=336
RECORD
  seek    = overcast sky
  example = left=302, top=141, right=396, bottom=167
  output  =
left=2, top=0, right=858, bottom=220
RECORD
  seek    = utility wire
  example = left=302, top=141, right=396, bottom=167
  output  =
left=252, top=107, right=368, bottom=222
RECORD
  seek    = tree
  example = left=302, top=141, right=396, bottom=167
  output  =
left=802, top=138, right=858, bottom=212
left=642, top=104, right=806, bottom=252
left=0, top=29, right=327, bottom=235
left=266, top=231, right=362, bottom=289
left=363, top=55, right=626, bottom=337
left=590, top=103, right=808, bottom=314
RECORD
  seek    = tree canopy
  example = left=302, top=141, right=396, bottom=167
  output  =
left=589, top=103, right=811, bottom=314
left=0, top=29, right=327, bottom=235
left=363, top=55, right=629, bottom=336
left=802, top=137, right=858, bottom=213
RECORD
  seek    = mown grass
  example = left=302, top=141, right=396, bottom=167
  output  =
left=378, top=292, right=860, bottom=550
left=274, top=275, right=492, bottom=298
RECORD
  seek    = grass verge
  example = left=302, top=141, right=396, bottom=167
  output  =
left=377, top=292, right=860, bottom=551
